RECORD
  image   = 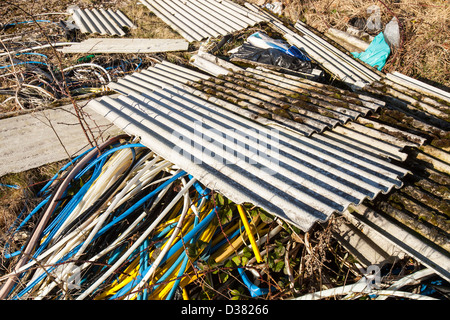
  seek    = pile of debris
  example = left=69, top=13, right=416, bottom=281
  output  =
left=0, top=0, right=448, bottom=301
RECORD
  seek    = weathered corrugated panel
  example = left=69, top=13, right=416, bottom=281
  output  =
left=87, top=61, right=411, bottom=231
left=341, top=71, right=450, bottom=281
left=345, top=204, right=450, bottom=282
left=386, top=72, right=450, bottom=104
left=292, top=20, right=382, bottom=87
left=70, top=8, right=135, bottom=36
left=138, top=0, right=268, bottom=42
left=109, top=60, right=384, bottom=136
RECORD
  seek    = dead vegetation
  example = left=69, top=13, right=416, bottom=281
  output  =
left=269, top=0, right=449, bottom=88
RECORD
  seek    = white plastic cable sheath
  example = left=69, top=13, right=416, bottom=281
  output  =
left=33, top=170, right=176, bottom=299
left=125, top=177, right=195, bottom=299
left=76, top=177, right=196, bottom=300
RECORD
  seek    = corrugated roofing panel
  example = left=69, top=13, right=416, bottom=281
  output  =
left=87, top=61, right=411, bottom=231
left=138, top=0, right=268, bottom=42
left=70, top=8, right=135, bottom=36
left=386, top=72, right=450, bottom=103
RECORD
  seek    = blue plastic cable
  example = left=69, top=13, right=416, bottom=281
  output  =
left=238, top=268, right=276, bottom=298
left=5, top=20, right=51, bottom=27
left=111, top=207, right=218, bottom=299
left=0, top=61, right=48, bottom=69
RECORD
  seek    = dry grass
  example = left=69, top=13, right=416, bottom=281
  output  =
left=0, top=161, right=65, bottom=234
left=252, top=0, right=449, bottom=87
left=118, top=0, right=184, bottom=39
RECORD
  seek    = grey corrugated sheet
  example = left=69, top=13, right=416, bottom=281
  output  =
left=344, top=204, right=450, bottom=282
left=70, top=8, right=135, bottom=36
left=114, top=58, right=385, bottom=136
left=386, top=71, right=450, bottom=104
left=138, top=0, right=268, bottom=42
left=86, top=61, right=412, bottom=231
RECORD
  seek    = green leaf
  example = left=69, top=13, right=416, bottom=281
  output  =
left=273, top=261, right=285, bottom=273
left=259, top=211, right=274, bottom=224
left=216, top=193, right=225, bottom=207
left=230, top=289, right=240, bottom=296
left=232, top=255, right=242, bottom=266
left=225, top=259, right=234, bottom=268
left=219, top=272, right=229, bottom=283
left=274, top=245, right=285, bottom=257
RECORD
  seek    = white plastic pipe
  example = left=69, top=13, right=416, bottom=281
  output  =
left=76, top=177, right=196, bottom=300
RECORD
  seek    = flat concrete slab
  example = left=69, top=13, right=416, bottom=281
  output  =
left=58, top=38, right=189, bottom=54
left=0, top=101, right=121, bottom=177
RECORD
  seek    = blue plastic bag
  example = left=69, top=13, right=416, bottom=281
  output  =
left=352, top=32, right=390, bottom=70
left=247, top=32, right=310, bottom=61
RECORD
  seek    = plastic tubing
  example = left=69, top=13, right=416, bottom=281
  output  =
left=34, top=161, right=180, bottom=294
left=76, top=171, right=190, bottom=300
left=5, top=20, right=51, bottom=26
left=46, top=148, right=138, bottom=281
left=62, top=63, right=112, bottom=83
left=0, top=61, right=48, bottom=69
left=129, top=180, right=200, bottom=299
left=110, top=177, right=193, bottom=300
left=30, top=170, right=178, bottom=299
left=165, top=246, right=190, bottom=300
left=0, top=156, right=163, bottom=286
left=38, top=146, right=96, bottom=196
left=21, top=145, right=135, bottom=291
left=47, top=146, right=135, bottom=238
left=237, top=205, right=263, bottom=263
left=15, top=52, right=48, bottom=59
left=0, top=134, right=128, bottom=300
left=119, top=206, right=219, bottom=299
left=238, top=267, right=275, bottom=298
left=81, top=172, right=187, bottom=300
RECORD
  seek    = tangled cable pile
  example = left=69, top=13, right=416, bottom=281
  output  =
left=0, top=17, right=153, bottom=111
left=0, top=135, right=285, bottom=300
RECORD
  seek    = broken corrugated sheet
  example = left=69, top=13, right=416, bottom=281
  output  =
left=344, top=203, right=450, bottom=282
left=86, top=60, right=413, bottom=232
left=138, top=0, right=268, bottom=42
left=335, top=68, right=450, bottom=281
left=291, top=20, right=383, bottom=87
left=58, top=38, right=189, bottom=54
left=386, top=72, right=450, bottom=104
left=69, top=7, right=136, bottom=36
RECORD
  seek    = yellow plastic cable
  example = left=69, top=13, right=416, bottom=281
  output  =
left=237, top=205, right=263, bottom=263
left=98, top=199, right=210, bottom=300
left=149, top=213, right=218, bottom=300
left=182, top=287, right=189, bottom=300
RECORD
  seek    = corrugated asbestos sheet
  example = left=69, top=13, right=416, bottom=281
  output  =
left=86, top=61, right=413, bottom=231
left=138, top=0, right=268, bottom=42
left=70, top=8, right=136, bottom=36
left=188, top=55, right=385, bottom=137
left=0, top=102, right=121, bottom=177
left=386, top=72, right=450, bottom=103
